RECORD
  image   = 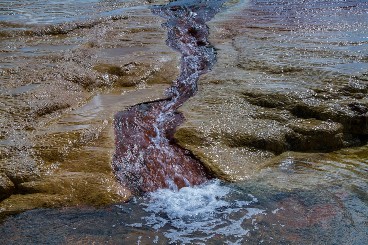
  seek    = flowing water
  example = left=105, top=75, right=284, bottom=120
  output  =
left=112, top=0, right=227, bottom=193
left=0, top=0, right=367, bottom=244
left=1, top=177, right=367, bottom=244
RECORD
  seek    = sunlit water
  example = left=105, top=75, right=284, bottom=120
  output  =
left=0, top=0, right=140, bottom=25
left=214, top=0, right=368, bottom=93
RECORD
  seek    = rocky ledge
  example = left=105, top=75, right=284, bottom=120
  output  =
left=174, top=1, right=367, bottom=181
left=0, top=4, right=179, bottom=219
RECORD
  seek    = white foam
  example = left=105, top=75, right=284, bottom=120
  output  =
left=129, top=180, right=265, bottom=244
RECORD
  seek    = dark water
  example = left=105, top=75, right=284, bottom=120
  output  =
left=0, top=179, right=366, bottom=244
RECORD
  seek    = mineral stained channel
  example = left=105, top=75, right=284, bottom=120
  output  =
left=113, top=0, right=226, bottom=193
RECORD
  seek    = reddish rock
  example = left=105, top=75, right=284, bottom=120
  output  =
left=112, top=1, right=225, bottom=193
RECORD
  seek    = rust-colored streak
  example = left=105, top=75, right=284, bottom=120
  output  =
left=113, top=1, right=225, bottom=194
left=113, top=100, right=210, bottom=193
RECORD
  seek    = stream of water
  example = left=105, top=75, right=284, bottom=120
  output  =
left=112, top=0, right=227, bottom=193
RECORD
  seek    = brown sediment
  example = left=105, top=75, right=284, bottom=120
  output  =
left=0, top=16, right=129, bottom=38
left=112, top=1, right=227, bottom=194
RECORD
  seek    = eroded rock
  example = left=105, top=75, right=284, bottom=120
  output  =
left=0, top=4, right=179, bottom=217
left=1, top=155, right=40, bottom=186
left=173, top=0, right=367, bottom=181
left=287, top=119, right=344, bottom=152
left=0, top=174, right=14, bottom=200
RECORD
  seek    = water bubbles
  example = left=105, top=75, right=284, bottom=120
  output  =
left=125, top=180, right=266, bottom=244
left=113, top=0, right=227, bottom=192
left=279, top=157, right=295, bottom=171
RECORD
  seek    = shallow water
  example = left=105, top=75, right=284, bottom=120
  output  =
left=0, top=0, right=180, bottom=214
left=209, top=0, right=368, bottom=92
left=1, top=178, right=367, bottom=244
left=0, top=0, right=140, bottom=25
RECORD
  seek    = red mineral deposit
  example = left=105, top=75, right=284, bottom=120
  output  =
left=112, top=1, right=226, bottom=194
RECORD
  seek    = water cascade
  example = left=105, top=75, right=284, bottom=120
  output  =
left=112, top=0, right=226, bottom=194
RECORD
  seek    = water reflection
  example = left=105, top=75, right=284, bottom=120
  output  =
left=0, top=0, right=129, bottom=24
left=226, top=0, right=367, bottom=86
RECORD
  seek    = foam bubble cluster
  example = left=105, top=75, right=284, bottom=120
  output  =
left=127, top=180, right=265, bottom=244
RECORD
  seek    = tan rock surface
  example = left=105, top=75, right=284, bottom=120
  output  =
left=175, top=0, right=367, bottom=181
left=0, top=5, right=179, bottom=216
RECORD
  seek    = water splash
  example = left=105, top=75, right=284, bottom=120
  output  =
left=126, top=180, right=265, bottom=244
left=112, top=0, right=227, bottom=194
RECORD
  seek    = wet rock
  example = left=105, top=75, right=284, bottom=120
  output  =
left=288, top=100, right=368, bottom=136
left=0, top=147, right=10, bottom=161
left=287, top=119, right=344, bottom=152
left=177, top=82, right=364, bottom=179
left=242, top=90, right=368, bottom=136
left=343, top=79, right=368, bottom=94
left=174, top=126, right=234, bottom=181
left=172, top=0, right=367, bottom=182
left=188, top=144, right=273, bottom=181
left=0, top=174, right=15, bottom=200
left=0, top=193, right=65, bottom=219
left=175, top=125, right=209, bottom=147
left=17, top=172, right=131, bottom=206
left=34, top=102, right=71, bottom=117
left=29, top=82, right=85, bottom=118
left=241, top=91, right=293, bottom=109
left=1, top=155, right=40, bottom=186
left=65, top=74, right=97, bottom=90
left=0, top=4, right=179, bottom=218
left=93, top=63, right=130, bottom=77
left=220, top=120, right=291, bottom=154
left=93, top=62, right=143, bottom=87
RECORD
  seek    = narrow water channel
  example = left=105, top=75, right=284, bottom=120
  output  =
left=112, top=0, right=227, bottom=193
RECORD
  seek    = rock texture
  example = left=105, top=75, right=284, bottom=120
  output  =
left=175, top=0, right=367, bottom=180
left=0, top=4, right=179, bottom=217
